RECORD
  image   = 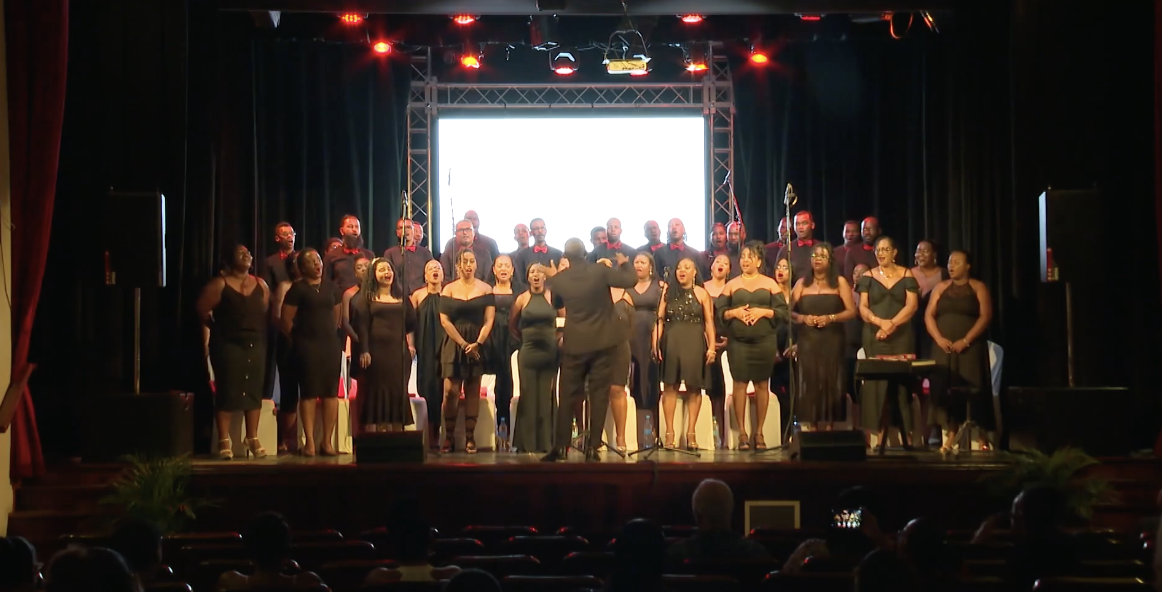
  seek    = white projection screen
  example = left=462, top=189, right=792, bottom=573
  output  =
left=436, top=116, right=707, bottom=253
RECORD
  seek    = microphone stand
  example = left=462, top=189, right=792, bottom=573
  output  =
left=757, top=183, right=798, bottom=456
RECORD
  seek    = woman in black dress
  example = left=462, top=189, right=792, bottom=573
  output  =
left=629, top=253, right=663, bottom=418
left=719, top=241, right=788, bottom=450
left=439, top=249, right=496, bottom=454
left=410, top=260, right=445, bottom=450
left=509, top=264, right=558, bottom=453
left=704, top=254, right=731, bottom=447
left=281, top=248, right=343, bottom=456
left=271, top=252, right=302, bottom=453
left=925, top=250, right=994, bottom=453
left=771, top=254, right=795, bottom=434
left=656, top=258, right=716, bottom=450
left=488, top=255, right=517, bottom=427
left=857, top=236, right=920, bottom=450
left=790, top=243, right=857, bottom=432
left=354, top=258, right=417, bottom=433
left=341, top=256, right=372, bottom=356
left=197, top=245, right=271, bottom=460
left=603, top=258, right=635, bottom=453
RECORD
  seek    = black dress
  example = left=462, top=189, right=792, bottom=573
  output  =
left=795, top=294, right=848, bottom=423
left=285, top=280, right=342, bottom=399
left=486, top=293, right=517, bottom=423
left=857, top=275, right=919, bottom=430
left=440, top=294, right=495, bottom=379
left=414, top=292, right=445, bottom=429
left=928, top=283, right=995, bottom=429
left=355, top=298, right=417, bottom=426
left=719, top=288, right=789, bottom=382
left=630, top=280, right=663, bottom=409
left=611, top=298, right=633, bottom=387
left=514, top=294, right=558, bottom=452
left=661, top=287, right=707, bottom=392
left=209, top=282, right=267, bottom=412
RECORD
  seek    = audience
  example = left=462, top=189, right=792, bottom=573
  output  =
left=0, top=537, right=39, bottom=592
left=897, top=517, right=955, bottom=592
left=973, top=484, right=1077, bottom=590
left=365, top=499, right=461, bottom=584
left=45, top=547, right=141, bottom=592
left=666, top=479, right=771, bottom=566
left=109, top=518, right=165, bottom=585
left=217, top=512, right=323, bottom=591
left=855, top=548, right=917, bottom=592
left=607, top=519, right=667, bottom=592
left=442, top=568, right=501, bottom=592
left=783, top=486, right=887, bottom=573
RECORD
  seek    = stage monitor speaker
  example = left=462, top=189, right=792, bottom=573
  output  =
left=1037, top=189, right=1105, bottom=283
left=798, top=431, right=867, bottom=461
left=355, top=432, right=426, bottom=464
left=102, top=191, right=166, bottom=288
left=82, top=392, right=193, bottom=461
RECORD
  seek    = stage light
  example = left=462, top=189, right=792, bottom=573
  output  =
left=339, top=13, right=364, bottom=25
left=372, top=41, right=392, bottom=54
left=679, top=14, right=704, bottom=24
left=749, top=49, right=770, bottom=65
left=684, top=44, right=708, bottom=73
left=461, top=54, right=481, bottom=69
left=797, top=14, right=823, bottom=21
left=550, top=48, right=578, bottom=75
left=452, top=14, right=477, bottom=25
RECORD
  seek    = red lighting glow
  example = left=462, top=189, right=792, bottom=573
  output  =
left=750, top=52, right=770, bottom=65
left=452, top=15, right=477, bottom=25
left=554, top=67, right=576, bottom=75
left=686, top=62, right=709, bottom=72
left=339, top=13, right=363, bottom=24
left=372, top=41, right=392, bottom=54
left=629, top=70, right=648, bottom=77
left=679, top=14, right=704, bottom=24
left=798, top=14, right=823, bottom=21
left=461, top=54, right=481, bottom=69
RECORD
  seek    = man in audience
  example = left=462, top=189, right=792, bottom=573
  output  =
left=855, top=549, right=917, bottom=592
left=0, top=537, right=38, bottom=592
left=45, top=547, right=139, bottom=592
left=365, top=500, right=460, bottom=584
left=974, top=485, right=1077, bottom=590
left=898, top=517, right=955, bottom=591
left=608, top=519, right=667, bottom=592
left=783, top=486, right=888, bottom=573
left=443, top=569, right=501, bottom=592
left=667, top=479, right=771, bottom=565
left=108, top=518, right=164, bottom=585
left=219, top=512, right=323, bottom=591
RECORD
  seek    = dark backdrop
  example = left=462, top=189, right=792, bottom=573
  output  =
left=31, top=1, right=1160, bottom=457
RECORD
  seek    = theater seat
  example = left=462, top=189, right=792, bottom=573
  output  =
left=1033, top=577, right=1154, bottom=591
left=430, top=538, right=487, bottom=561
left=503, top=575, right=603, bottom=592
left=721, top=352, right=781, bottom=449
left=501, top=536, right=590, bottom=566
left=317, top=559, right=398, bottom=592
left=560, top=551, right=614, bottom=578
left=760, top=572, right=852, bottom=592
left=290, top=540, right=376, bottom=571
left=679, top=557, right=782, bottom=584
left=143, top=583, right=190, bottom=592
left=662, top=574, right=742, bottom=592
left=449, top=555, right=542, bottom=578
left=460, top=526, right=538, bottom=547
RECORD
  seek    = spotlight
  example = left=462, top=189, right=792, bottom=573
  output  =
left=749, top=48, right=770, bottom=65
left=684, top=44, right=708, bottom=73
left=679, top=14, right=704, bottom=24
left=461, top=53, right=481, bottom=69
left=372, top=41, right=392, bottom=54
left=451, top=14, right=477, bottom=25
left=797, top=14, right=823, bottom=21
left=339, top=13, right=365, bottom=25
left=550, top=49, right=578, bottom=75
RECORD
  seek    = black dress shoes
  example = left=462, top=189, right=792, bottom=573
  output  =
left=585, top=449, right=601, bottom=462
left=541, top=448, right=568, bottom=462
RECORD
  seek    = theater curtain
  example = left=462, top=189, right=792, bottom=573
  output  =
left=4, top=0, right=69, bottom=478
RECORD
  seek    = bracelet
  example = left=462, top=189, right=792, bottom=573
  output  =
left=829, top=314, right=836, bottom=322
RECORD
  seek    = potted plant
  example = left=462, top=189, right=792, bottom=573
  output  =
left=979, top=447, right=1119, bottom=524
left=99, top=455, right=215, bottom=534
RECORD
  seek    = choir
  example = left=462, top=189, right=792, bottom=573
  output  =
left=198, top=210, right=996, bottom=460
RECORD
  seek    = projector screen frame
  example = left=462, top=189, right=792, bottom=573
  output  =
left=404, top=47, right=736, bottom=254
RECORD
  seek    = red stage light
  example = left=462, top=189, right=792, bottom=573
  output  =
left=339, top=13, right=363, bottom=25
left=629, top=70, right=648, bottom=77
left=554, top=66, right=576, bottom=75
left=686, top=62, right=708, bottom=73
left=452, top=14, right=477, bottom=25
left=461, top=54, right=481, bottom=69
left=750, top=52, right=770, bottom=65
left=679, top=14, right=704, bottom=24
left=373, top=41, right=392, bottom=54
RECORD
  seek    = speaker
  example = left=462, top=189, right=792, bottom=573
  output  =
left=798, top=431, right=867, bottom=461
left=82, top=392, right=193, bottom=461
left=355, top=432, right=426, bottom=464
left=102, top=191, right=166, bottom=287
left=1037, top=189, right=1104, bottom=283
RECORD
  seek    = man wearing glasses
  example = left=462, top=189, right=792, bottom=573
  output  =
left=774, top=211, right=817, bottom=283
left=440, top=219, right=494, bottom=283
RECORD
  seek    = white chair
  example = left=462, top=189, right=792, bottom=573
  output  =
left=509, top=351, right=522, bottom=442
left=657, top=381, right=714, bottom=450
left=440, top=386, right=497, bottom=451
left=297, top=396, right=355, bottom=454
left=210, top=398, right=278, bottom=459
left=720, top=351, right=781, bottom=450
left=596, top=372, right=638, bottom=452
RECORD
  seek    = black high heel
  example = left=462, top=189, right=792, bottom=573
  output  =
left=464, top=415, right=478, bottom=454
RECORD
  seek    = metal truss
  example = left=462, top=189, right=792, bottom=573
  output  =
left=404, top=52, right=737, bottom=240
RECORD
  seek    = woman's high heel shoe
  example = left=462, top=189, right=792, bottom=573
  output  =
left=664, top=431, right=676, bottom=449
left=686, top=432, right=698, bottom=451
left=754, top=434, right=768, bottom=451
left=737, top=433, right=750, bottom=451
left=218, top=438, right=233, bottom=460
left=245, top=437, right=268, bottom=459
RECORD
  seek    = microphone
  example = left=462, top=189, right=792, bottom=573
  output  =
left=784, top=183, right=798, bottom=206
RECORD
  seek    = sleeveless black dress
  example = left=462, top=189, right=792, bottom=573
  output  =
left=857, top=275, right=919, bottom=429
left=795, top=293, right=848, bottom=423
left=209, top=281, right=267, bottom=412
left=486, top=293, right=517, bottom=422
left=440, top=294, right=496, bottom=379
left=611, top=298, right=634, bottom=386
left=285, top=279, right=342, bottom=399
left=719, top=287, right=789, bottom=382
left=928, top=283, right=995, bottom=429
left=661, top=287, right=706, bottom=391
left=514, top=294, right=558, bottom=452
left=355, top=298, right=417, bottom=426
left=630, top=280, right=663, bottom=408
left=414, top=292, right=445, bottom=429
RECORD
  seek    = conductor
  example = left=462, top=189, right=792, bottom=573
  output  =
left=541, top=238, right=636, bottom=462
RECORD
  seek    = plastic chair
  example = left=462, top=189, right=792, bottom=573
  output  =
left=721, top=351, right=781, bottom=449
left=657, top=381, right=714, bottom=449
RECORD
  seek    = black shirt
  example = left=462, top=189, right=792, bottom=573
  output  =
left=513, top=245, right=563, bottom=280
left=443, top=234, right=500, bottom=262
left=775, top=239, right=818, bottom=285
left=263, top=251, right=293, bottom=288
left=323, top=247, right=374, bottom=292
left=383, top=245, right=435, bottom=297
left=588, top=241, right=638, bottom=264
left=440, top=242, right=494, bottom=284
left=549, top=260, right=637, bottom=354
left=652, top=242, right=706, bottom=285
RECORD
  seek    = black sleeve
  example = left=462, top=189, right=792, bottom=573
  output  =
left=283, top=281, right=303, bottom=307
left=330, top=281, right=343, bottom=305
left=405, top=298, right=418, bottom=334
left=353, top=297, right=371, bottom=356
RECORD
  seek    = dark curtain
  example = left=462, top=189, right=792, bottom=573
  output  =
left=5, top=0, right=69, bottom=478
left=733, top=3, right=1016, bottom=344
left=33, top=7, right=410, bottom=458
left=1156, top=0, right=1162, bottom=455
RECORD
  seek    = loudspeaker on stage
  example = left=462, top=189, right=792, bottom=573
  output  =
left=797, top=431, right=867, bottom=461
left=354, top=431, right=426, bottom=464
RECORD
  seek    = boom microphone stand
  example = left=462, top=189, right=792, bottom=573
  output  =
left=757, top=183, right=798, bottom=456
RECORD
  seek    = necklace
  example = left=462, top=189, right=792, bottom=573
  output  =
left=741, top=272, right=760, bottom=279
left=879, top=266, right=895, bottom=279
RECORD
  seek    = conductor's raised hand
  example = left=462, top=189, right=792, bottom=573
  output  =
left=613, top=252, right=630, bottom=267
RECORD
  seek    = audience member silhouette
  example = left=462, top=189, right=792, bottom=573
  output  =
left=109, top=518, right=164, bottom=585
left=218, top=512, right=323, bottom=590
left=442, top=568, right=501, bottom=592
left=666, top=479, right=771, bottom=565
left=897, top=517, right=956, bottom=592
left=607, top=519, right=668, bottom=592
left=45, top=547, right=141, bottom=592
left=0, top=537, right=39, bottom=592
left=365, top=500, right=460, bottom=584
left=855, top=548, right=917, bottom=592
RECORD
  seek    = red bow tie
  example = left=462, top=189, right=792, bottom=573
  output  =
left=669, top=243, right=683, bottom=251
left=343, top=248, right=361, bottom=255
left=862, top=243, right=873, bottom=251
left=405, top=245, right=416, bottom=252
left=278, top=252, right=289, bottom=260
left=533, top=245, right=548, bottom=254
left=797, top=239, right=815, bottom=247
left=650, top=243, right=664, bottom=252
left=606, top=241, right=622, bottom=250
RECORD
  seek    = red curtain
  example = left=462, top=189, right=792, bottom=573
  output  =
left=5, top=0, right=68, bottom=479
left=1156, top=0, right=1162, bottom=456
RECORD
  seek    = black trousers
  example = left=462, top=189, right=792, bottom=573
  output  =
left=556, top=344, right=617, bottom=451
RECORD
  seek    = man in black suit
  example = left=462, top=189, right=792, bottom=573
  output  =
left=542, top=239, right=635, bottom=462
